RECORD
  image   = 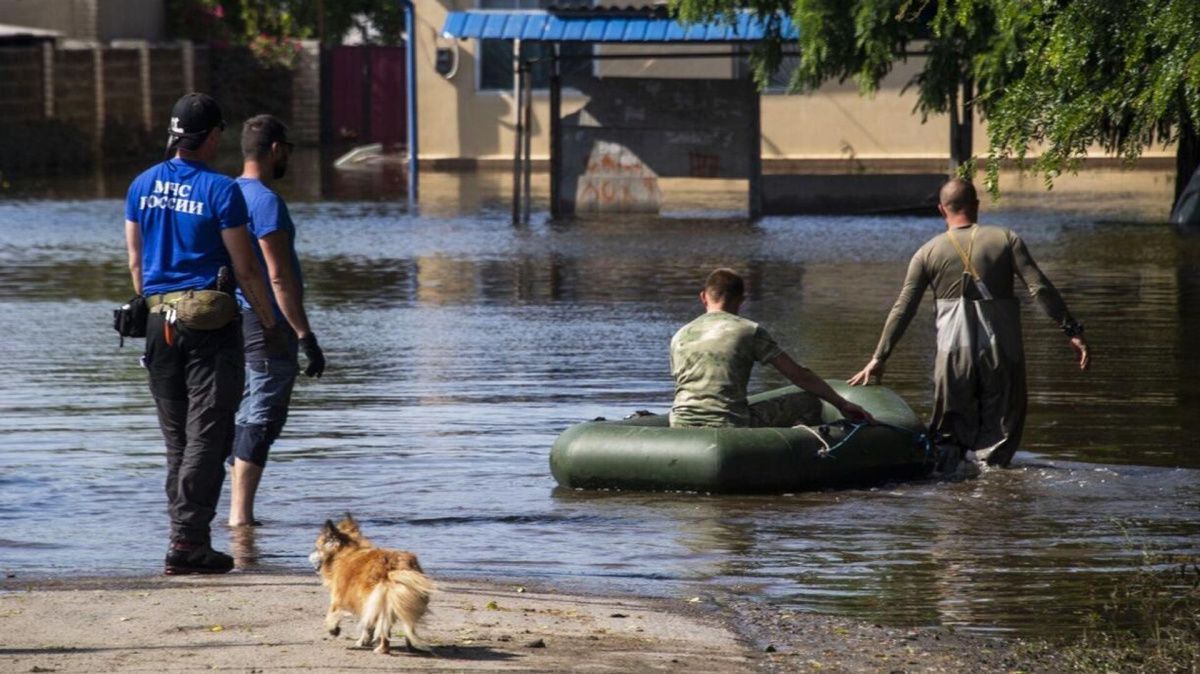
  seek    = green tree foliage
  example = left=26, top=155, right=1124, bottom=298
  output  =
left=984, top=0, right=1200, bottom=200
left=166, top=0, right=405, bottom=60
left=671, top=0, right=1200, bottom=206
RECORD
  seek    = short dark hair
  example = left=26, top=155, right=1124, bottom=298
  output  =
left=939, top=178, right=978, bottom=214
left=704, top=268, right=744, bottom=302
left=241, top=114, right=289, bottom=159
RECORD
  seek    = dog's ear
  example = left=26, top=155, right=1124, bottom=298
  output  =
left=322, top=519, right=351, bottom=547
left=339, top=512, right=362, bottom=536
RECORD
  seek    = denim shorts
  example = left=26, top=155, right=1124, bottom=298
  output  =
left=231, top=350, right=299, bottom=466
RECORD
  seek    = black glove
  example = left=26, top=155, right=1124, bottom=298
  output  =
left=299, top=333, right=326, bottom=378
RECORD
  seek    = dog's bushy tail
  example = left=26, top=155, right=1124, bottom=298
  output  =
left=385, top=568, right=435, bottom=651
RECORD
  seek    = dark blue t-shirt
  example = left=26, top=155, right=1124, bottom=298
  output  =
left=125, top=158, right=248, bottom=296
left=234, top=177, right=303, bottom=317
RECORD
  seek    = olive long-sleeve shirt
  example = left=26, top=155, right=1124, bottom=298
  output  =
left=872, top=224, right=1075, bottom=362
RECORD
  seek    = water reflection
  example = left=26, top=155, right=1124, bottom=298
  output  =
left=0, top=167, right=1196, bottom=638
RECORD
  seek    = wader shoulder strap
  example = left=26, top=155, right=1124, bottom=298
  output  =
left=947, top=226, right=981, bottom=280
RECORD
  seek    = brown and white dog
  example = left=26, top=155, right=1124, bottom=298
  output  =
left=308, top=514, right=435, bottom=654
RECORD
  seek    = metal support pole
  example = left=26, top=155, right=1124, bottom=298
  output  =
left=511, top=39, right=523, bottom=225
left=521, top=58, right=533, bottom=224
left=402, top=0, right=419, bottom=205
left=748, top=82, right=763, bottom=220
left=959, top=76, right=974, bottom=171
left=549, top=46, right=561, bottom=219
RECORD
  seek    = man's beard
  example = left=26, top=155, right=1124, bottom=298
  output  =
left=273, top=161, right=288, bottom=180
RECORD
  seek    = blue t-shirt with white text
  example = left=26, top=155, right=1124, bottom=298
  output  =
left=124, top=158, right=248, bottom=296
left=234, top=177, right=303, bottom=318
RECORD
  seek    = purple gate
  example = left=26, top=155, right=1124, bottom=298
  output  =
left=325, top=46, right=406, bottom=148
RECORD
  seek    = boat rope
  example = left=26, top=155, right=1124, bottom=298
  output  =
left=820, top=421, right=867, bottom=458
left=793, top=421, right=867, bottom=458
left=801, top=420, right=936, bottom=462
left=792, top=423, right=832, bottom=454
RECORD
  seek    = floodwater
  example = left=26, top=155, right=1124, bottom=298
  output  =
left=1, top=156, right=1197, bottom=638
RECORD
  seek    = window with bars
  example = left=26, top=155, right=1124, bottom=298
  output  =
left=477, top=0, right=595, bottom=91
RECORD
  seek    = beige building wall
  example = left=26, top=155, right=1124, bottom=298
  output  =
left=760, top=58, right=974, bottom=163
left=413, top=0, right=581, bottom=164
left=414, top=0, right=1173, bottom=166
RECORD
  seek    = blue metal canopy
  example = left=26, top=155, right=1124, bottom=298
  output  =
left=441, top=9, right=797, bottom=43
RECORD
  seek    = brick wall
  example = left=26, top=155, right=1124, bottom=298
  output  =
left=0, top=39, right=319, bottom=174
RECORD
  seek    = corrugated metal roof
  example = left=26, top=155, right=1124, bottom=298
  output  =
left=441, top=10, right=797, bottom=43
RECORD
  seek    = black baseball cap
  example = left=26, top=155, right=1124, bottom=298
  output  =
left=167, top=92, right=226, bottom=141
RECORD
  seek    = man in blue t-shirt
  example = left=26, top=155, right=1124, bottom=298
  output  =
left=227, top=114, right=326, bottom=528
left=124, top=93, right=281, bottom=575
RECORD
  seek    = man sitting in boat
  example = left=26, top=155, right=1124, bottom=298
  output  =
left=670, top=268, right=873, bottom=428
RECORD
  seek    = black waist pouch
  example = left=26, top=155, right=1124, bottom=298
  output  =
left=113, top=295, right=148, bottom=346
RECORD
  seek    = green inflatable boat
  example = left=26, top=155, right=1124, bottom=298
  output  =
left=550, top=381, right=934, bottom=493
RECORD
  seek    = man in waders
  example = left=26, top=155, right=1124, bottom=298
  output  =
left=671, top=268, right=873, bottom=428
left=848, top=179, right=1090, bottom=471
left=125, top=93, right=281, bottom=574
left=227, top=114, right=326, bottom=528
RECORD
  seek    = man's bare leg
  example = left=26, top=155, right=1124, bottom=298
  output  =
left=228, top=458, right=264, bottom=527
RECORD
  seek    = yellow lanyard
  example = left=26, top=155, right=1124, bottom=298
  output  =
left=947, top=225, right=981, bottom=280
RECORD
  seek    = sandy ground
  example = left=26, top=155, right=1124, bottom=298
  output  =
left=0, top=574, right=752, bottom=673
left=0, top=574, right=1061, bottom=673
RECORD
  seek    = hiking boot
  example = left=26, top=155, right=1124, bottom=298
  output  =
left=164, top=541, right=234, bottom=575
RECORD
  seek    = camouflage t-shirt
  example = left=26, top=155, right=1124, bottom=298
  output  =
left=669, top=310, right=784, bottom=428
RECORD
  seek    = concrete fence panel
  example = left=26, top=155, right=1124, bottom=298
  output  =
left=0, top=47, right=46, bottom=125
left=54, top=48, right=99, bottom=140
left=149, top=46, right=186, bottom=137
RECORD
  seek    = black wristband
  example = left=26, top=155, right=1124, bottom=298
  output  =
left=1062, top=320, right=1085, bottom=337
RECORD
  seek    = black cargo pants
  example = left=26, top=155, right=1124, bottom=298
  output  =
left=145, top=311, right=244, bottom=545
